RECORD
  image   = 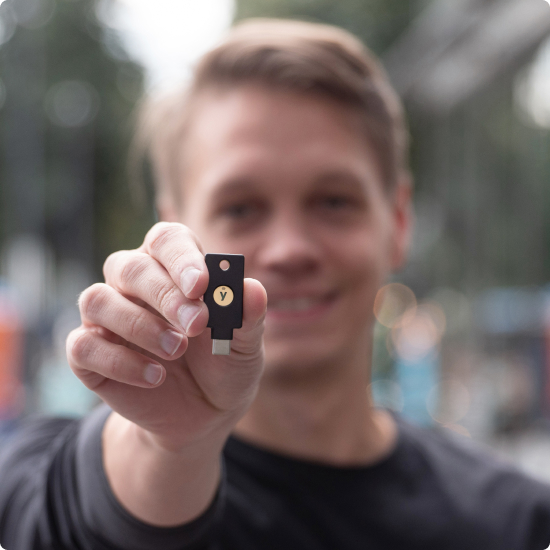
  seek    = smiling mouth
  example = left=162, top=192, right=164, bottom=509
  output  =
left=266, top=293, right=337, bottom=319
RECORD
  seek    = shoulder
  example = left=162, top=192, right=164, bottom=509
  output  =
left=393, top=414, right=550, bottom=542
left=395, top=414, right=542, bottom=485
left=0, top=414, right=77, bottom=466
left=0, top=413, right=80, bottom=505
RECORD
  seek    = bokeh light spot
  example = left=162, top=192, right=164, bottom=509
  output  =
left=392, top=309, right=440, bottom=361
left=429, top=288, right=471, bottom=334
left=45, top=80, right=99, bottom=128
left=374, top=283, right=416, bottom=328
left=418, top=301, right=446, bottom=336
left=12, top=0, right=55, bottom=29
left=427, top=379, right=471, bottom=424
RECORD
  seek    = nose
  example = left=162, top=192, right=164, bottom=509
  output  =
left=256, top=213, right=322, bottom=279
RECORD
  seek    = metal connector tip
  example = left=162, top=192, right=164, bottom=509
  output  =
left=212, top=339, right=231, bottom=355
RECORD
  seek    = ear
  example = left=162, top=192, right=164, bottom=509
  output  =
left=390, top=171, right=413, bottom=272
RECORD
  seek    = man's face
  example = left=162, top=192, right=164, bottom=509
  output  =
left=177, top=85, right=410, bottom=376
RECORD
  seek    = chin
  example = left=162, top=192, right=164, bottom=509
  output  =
left=260, top=309, right=376, bottom=383
left=262, top=332, right=347, bottom=382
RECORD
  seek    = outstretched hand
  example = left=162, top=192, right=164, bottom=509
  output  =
left=66, top=222, right=267, bottom=452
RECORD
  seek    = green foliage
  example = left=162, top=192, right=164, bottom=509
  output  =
left=0, top=0, right=152, bottom=280
left=234, top=0, right=550, bottom=293
left=235, top=0, right=424, bottom=54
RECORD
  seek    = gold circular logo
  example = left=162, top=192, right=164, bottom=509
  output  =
left=213, top=285, right=234, bottom=306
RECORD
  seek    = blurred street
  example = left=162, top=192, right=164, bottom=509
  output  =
left=1, top=0, right=550, bottom=480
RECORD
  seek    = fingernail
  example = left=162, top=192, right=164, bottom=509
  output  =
left=181, top=267, right=201, bottom=296
left=160, top=330, right=184, bottom=356
left=144, top=363, right=163, bottom=386
left=178, top=303, right=202, bottom=334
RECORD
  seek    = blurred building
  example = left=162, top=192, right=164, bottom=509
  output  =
left=0, top=0, right=148, bottom=416
left=378, top=0, right=550, bottom=480
left=1, top=0, right=550, bottom=486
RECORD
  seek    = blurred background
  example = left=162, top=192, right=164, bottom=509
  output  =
left=1, top=0, right=550, bottom=480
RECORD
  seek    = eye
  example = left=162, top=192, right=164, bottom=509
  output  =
left=308, top=189, right=366, bottom=225
left=314, top=193, right=358, bottom=212
left=223, top=202, right=257, bottom=219
left=320, top=195, right=353, bottom=209
left=216, top=199, right=267, bottom=230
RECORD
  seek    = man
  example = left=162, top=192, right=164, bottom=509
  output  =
left=0, top=18, right=549, bottom=550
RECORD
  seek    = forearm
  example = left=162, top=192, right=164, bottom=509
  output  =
left=103, top=411, right=226, bottom=527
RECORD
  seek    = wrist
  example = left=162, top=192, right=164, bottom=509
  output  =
left=103, top=412, right=225, bottom=526
left=131, top=417, right=232, bottom=457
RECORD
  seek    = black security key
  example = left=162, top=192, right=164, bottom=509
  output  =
left=204, top=253, right=245, bottom=355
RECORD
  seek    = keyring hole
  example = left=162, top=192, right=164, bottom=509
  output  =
left=219, top=260, right=230, bottom=271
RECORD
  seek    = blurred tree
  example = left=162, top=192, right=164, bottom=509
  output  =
left=232, top=0, right=550, bottom=408
left=0, top=0, right=152, bottom=284
left=235, top=0, right=427, bottom=55
left=234, top=0, right=550, bottom=293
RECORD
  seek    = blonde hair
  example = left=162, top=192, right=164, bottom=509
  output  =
left=136, top=18, right=410, bottom=211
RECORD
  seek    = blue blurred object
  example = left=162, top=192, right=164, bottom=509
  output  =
left=396, top=349, right=439, bottom=426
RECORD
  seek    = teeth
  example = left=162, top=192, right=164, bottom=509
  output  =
left=269, top=298, right=321, bottom=311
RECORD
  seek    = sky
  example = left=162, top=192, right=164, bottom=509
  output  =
left=98, top=0, right=235, bottom=94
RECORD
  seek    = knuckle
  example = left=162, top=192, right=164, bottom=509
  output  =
left=119, top=253, right=149, bottom=290
left=167, top=243, right=198, bottom=276
left=147, top=222, right=186, bottom=254
left=156, top=281, right=179, bottom=316
left=147, top=223, right=202, bottom=271
left=67, top=329, right=94, bottom=365
left=103, top=250, right=124, bottom=281
left=79, top=283, right=110, bottom=321
left=125, top=308, right=148, bottom=341
left=105, top=350, right=124, bottom=381
left=186, top=228, right=204, bottom=253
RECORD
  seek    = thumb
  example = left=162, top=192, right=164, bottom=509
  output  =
left=230, top=278, right=267, bottom=356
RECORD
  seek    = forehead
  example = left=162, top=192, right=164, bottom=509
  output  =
left=181, top=85, right=384, bottom=199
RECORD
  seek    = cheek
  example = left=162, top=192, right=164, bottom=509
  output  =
left=330, top=222, right=393, bottom=281
left=329, top=224, right=394, bottom=319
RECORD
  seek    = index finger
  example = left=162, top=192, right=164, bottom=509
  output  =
left=140, top=222, right=208, bottom=300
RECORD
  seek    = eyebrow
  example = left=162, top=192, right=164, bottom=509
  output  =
left=206, top=167, right=372, bottom=205
left=310, top=169, right=371, bottom=191
left=208, top=178, right=259, bottom=200
left=205, top=178, right=262, bottom=214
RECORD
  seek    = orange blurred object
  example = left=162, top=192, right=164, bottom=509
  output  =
left=0, top=297, right=24, bottom=417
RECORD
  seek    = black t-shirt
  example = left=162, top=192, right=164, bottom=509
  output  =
left=0, top=404, right=549, bottom=550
